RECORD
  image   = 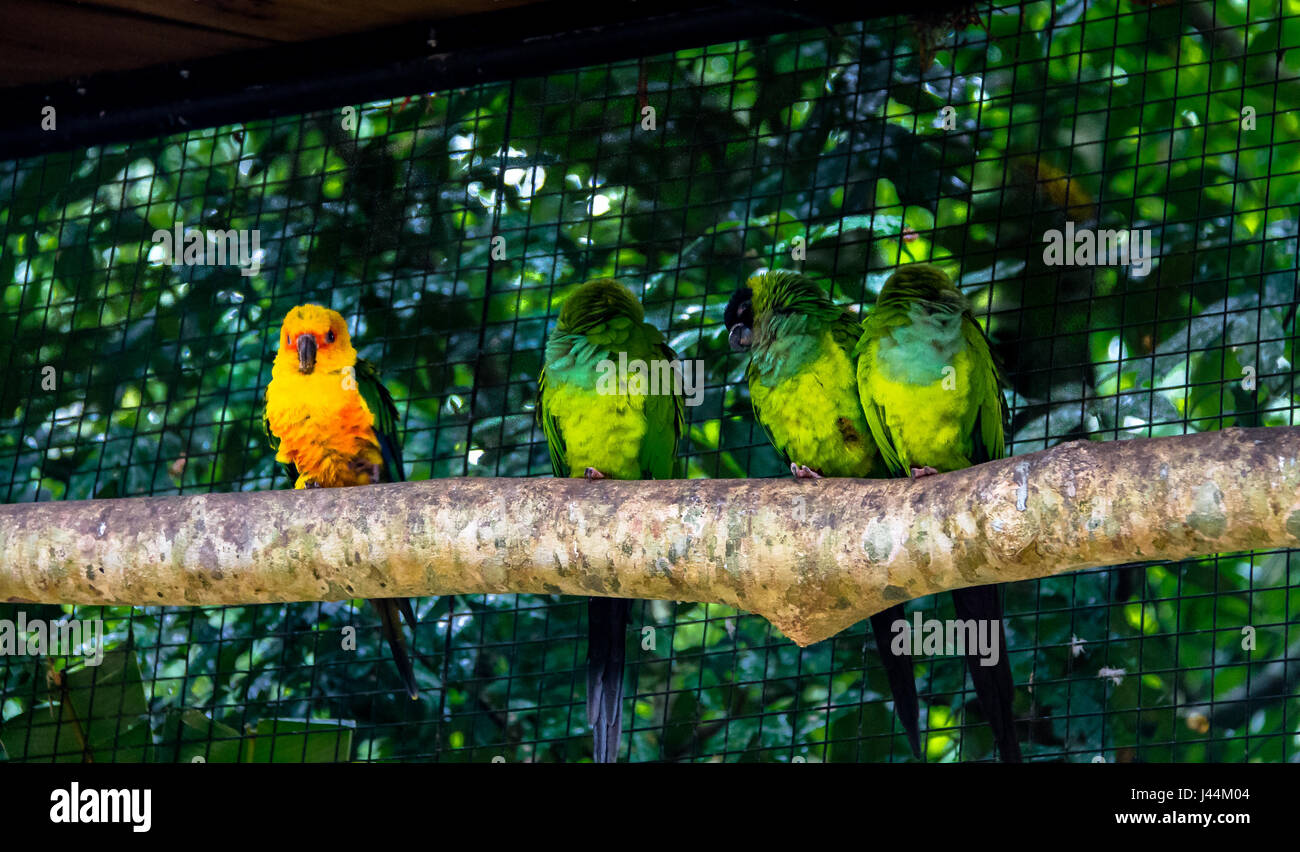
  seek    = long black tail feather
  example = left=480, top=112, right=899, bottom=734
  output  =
left=951, top=584, right=1021, bottom=762
left=371, top=597, right=419, bottom=700
left=869, top=604, right=921, bottom=758
left=587, top=597, right=632, bottom=763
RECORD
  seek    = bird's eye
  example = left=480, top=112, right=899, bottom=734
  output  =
left=285, top=333, right=291, bottom=345
left=325, top=330, right=335, bottom=343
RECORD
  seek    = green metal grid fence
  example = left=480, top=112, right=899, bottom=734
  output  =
left=1, top=0, right=1297, bottom=762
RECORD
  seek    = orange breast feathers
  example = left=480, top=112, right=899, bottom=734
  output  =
left=265, top=305, right=384, bottom=488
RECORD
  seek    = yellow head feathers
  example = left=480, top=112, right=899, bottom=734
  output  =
left=274, top=304, right=356, bottom=375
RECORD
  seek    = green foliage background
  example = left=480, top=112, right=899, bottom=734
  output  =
left=1, top=0, right=1297, bottom=762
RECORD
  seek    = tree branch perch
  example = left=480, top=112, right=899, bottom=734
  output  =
left=2, top=427, right=1298, bottom=646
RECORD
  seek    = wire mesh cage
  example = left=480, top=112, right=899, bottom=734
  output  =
left=0, top=0, right=1297, bottom=763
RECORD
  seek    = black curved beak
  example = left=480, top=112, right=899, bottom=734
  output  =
left=297, top=334, right=317, bottom=374
left=728, top=324, right=753, bottom=352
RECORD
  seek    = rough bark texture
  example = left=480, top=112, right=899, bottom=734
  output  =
left=2, top=427, right=1298, bottom=646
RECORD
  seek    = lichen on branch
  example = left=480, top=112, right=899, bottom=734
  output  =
left=2, top=427, right=1297, bottom=646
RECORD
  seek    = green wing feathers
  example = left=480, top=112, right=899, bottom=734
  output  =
left=536, top=362, right=570, bottom=478
left=962, top=315, right=1007, bottom=464
left=357, top=358, right=405, bottom=484
left=639, top=337, right=686, bottom=479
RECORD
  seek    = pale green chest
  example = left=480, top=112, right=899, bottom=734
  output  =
left=544, top=382, right=650, bottom=480
left=749, top=331, right=876, bottom=476
left=860, top=340, right=981, bottom=473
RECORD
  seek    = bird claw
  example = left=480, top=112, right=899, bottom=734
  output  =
left=790, top=463, right=822, bottom=480
left=584, top=467, right=606, bottom=480
left=909, top=466, right=939, bottom=478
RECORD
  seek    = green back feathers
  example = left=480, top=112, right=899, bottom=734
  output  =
left=746, top=270, right=862, bottom=381
left=538, top=279, right=684, bottom=480
left=749, top=269, right=846, bottom=322
left=871, top=263, right=969, bottom=312
left=554, top=277, right=646, bottom=335
left=856, top=263, right=1007, bottom=476
left=857, top=264, right=969, bottom=385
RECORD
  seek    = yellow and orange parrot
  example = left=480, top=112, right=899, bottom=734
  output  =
left=263, top=304, right=420, bottom=699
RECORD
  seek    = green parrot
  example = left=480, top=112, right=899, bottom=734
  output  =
left=725, top=270, right=926, bottom=756
left=537, top=278, right=684, bottom=762
left=854, top=263, right=1021, bottom=761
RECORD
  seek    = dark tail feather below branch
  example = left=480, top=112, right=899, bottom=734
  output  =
left=587, top=597, right=632, bottom=763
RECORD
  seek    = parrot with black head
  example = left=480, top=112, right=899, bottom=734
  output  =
left=725, top=270, right=923, bottom=757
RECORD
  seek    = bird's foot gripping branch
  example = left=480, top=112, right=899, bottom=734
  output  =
left=1, top=427, right=1298, bottom=647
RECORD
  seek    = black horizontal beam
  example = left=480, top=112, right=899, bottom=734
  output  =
left=0, top=0, right=973, bottom=162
